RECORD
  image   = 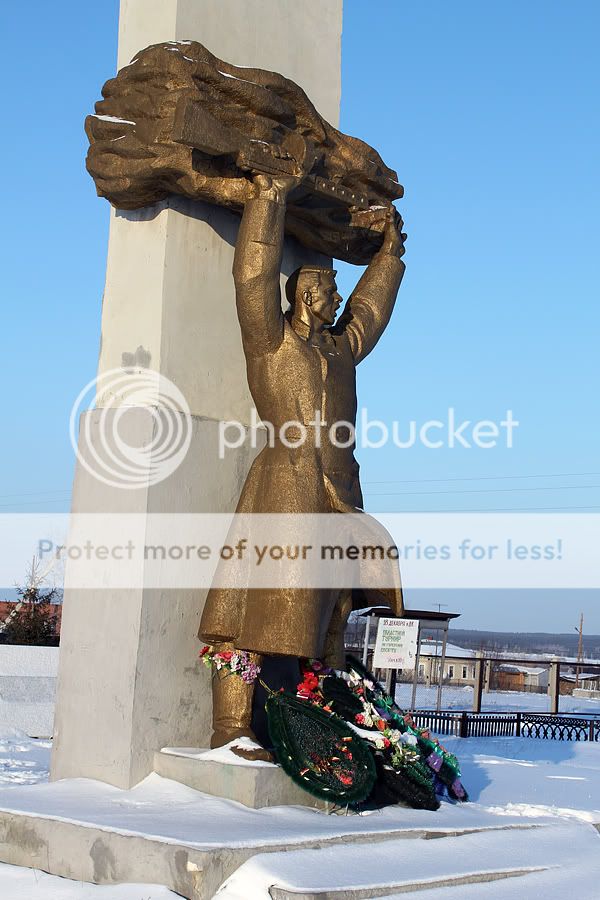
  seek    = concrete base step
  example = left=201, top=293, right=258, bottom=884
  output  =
left=1, top=811, right=536, bottom=900
left=0, top=773, right=568, bottom=900
left=269, top=868, right=541, bottom=899
left=154, top=746, right=327, bottom=810
left=216, top=823, right=600, bottom=900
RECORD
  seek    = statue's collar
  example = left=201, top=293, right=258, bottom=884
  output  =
left=290, top=314, right=336, bottom=349
left=291, top=316, right=311, bottom=341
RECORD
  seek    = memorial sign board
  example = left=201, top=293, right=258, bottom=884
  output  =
left=373, top=617, right=419, bottom=669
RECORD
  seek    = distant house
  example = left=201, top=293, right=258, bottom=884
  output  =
left=493, top=664, right=549, bottom=693
left=560, top=671, right=600, bottom=696
left=579, top=673, right=600, bottom=690
left=409, top=640, right=477, bottom=687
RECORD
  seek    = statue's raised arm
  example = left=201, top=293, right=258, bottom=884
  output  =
left=232, top=167, right=308, bottom=358
left=335, top=210, right=407, bottom=364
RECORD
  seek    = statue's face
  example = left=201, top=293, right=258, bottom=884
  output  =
left=302, top=273, right=342, bottom=326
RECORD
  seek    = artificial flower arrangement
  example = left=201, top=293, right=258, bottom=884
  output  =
left=294, top=659, right=440, bottom=809
left=199, top=645, right=261, bottom=684
left=199, top=643, right=467, bottom=809
left=295, top=656, right=467, bottom=806
left=342, top=657, right=467, bottom=801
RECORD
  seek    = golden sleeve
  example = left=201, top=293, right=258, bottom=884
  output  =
left=232, top=194, right=286, bottom=357
left=337, top=250, right=405, bottom=364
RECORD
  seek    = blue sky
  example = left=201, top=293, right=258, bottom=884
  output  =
left=1, top=1, right=599, bottom=630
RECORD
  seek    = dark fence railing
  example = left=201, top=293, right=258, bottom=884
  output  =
left=411, top=709, right=600, bottom=742
left=410, top=710, right=462, bottom=736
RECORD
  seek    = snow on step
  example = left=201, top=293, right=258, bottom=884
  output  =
left=0, top=772, right=548, bottom=850
left=215, top=822, right=600, bottom=899
left=377, top=860, right=600, bottom=899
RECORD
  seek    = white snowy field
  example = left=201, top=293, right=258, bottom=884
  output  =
left=396, top=682, right=600, bottom=714
left=0, top=726, right=599, bottom=898
left=0, top=866, right=175, bottom=900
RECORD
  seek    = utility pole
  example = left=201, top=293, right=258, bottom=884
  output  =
left=575, top=613, right=584, bottom=688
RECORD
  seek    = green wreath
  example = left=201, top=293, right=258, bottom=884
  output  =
left=266, top=690, right=376, bottom=805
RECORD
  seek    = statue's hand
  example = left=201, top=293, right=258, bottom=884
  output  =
left=252, top=172, right=300, bottom=201
left=252, top=173, right=300, bottom=200
left=382, top=208, right=407, bottom=258
left=250, top=135, right=315, bottom=203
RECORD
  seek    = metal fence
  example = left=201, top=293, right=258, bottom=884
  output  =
left=409, top=709, right=600, bottom=741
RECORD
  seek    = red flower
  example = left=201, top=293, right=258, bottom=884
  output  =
left=199, top=646, right=210, bottom=657
left=376, top=719, right=386, bottom=732
left=383, top=738, right=391, bottom=748
left=355, top=713, right=365, bottom=725
left=337, top=772, right=353, bottom=786
left=297, top=672, right=319, bottom=695
left=218, top=650, right=233, bottom=662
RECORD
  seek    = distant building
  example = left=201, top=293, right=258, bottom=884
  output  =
left=406, top=640, right=477, bottom=687
left=492, top=664, right=549, bottom=693
left=560, top=671, right=600, bottom=697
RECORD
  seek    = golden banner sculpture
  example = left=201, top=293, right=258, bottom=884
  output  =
left=85, top=40, right=403, bottom=264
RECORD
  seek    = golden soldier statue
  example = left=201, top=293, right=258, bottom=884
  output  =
left=199, top=166, right=407, bottom=754
left=84, top=40, right=410, bottom=764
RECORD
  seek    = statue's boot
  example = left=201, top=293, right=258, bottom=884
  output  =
left=211, top=652, right=273, bottom=763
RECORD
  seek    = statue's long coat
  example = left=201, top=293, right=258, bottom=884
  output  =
left=199, top=193, right=405, bottom=666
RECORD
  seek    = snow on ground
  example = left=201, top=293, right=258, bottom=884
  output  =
left=396, top=682, right=600, bottom=713
left=437, top=735, right=600, bottom=822
left=0, top=725, right=51, bottom=785
left=0, top=727, right=598, bottom=898
left=0, top=865, right=176, bottom=899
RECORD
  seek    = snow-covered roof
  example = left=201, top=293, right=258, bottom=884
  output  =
left=497, top=664, right=547, bottom=676
left=560, top=672, right=600, bottom=682
left=419, top=640, right=475, bottom=659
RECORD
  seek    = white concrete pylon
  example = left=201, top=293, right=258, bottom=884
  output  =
left=51, top=0, right=342, bottom=788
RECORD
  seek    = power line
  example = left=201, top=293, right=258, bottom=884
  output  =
left=362, top=471, right=600, bottom=486
left=364, top=484, right=600, bottom=498
left=0, top=490, right=71, bottom=501
left=0, top=499, right=72, bottom=510
left=365, top=504, right=600, bottom=512
left=0, top=472, right=597, bottom=499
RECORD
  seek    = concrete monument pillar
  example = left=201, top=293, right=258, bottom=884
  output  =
left=51, top=0, right=342, bottom=788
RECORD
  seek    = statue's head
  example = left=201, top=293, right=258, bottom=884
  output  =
left=285, top=266, right=342, bottom=327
